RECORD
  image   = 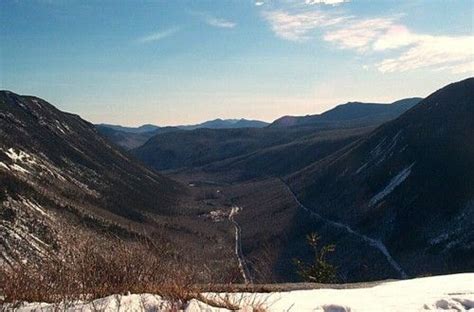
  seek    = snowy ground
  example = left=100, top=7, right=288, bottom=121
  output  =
left=7, top=273, right=474, bottom=311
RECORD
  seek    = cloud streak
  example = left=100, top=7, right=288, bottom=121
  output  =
left=376, top=34, right=474, bottom=74
left=305, top=0, right=350, bottom=6
left=263, top=7, right=474, bottom=74
left=137, top=27, right=179, bottom=44
left=263, top=10, right=348, bottom=41
left=191, top=11, right=236, bottom=28
left=205, top=16, right=236, bottom=28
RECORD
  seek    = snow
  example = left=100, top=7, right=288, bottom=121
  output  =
left=355, top=162, right=368, bottom=174
left=10, top=163, right=30, bottom=174
left=369, top=162, right=415, bottom=207
left=368, top=131, right=404, bottom=168
left=22, top=197, right=52, bottom=219
left=207, top=209, right=227, bottom=222
left=10, top=274, right=474, bottom=311
left=5, top=148, right=35, bottom=164
left=3, top=148, right=38, bottom=174
left=0, top=161, right=10, bottom=171
left=54, top=120, right=70, bottom=134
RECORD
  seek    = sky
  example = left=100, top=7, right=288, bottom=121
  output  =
left=1, top=0, right=473, bottom=126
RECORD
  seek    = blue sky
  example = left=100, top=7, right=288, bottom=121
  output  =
left=1, top=0, right=473, bottom=126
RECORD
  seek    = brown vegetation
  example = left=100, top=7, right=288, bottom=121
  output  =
left=0, top=228, right=197, bottom=304
left=0, top=228, right=271, bottom=311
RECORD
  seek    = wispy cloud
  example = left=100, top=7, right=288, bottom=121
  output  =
left=323, top=17, right=474, bottom=73
left=263, top=10, right=347, bottom=41
left=262, top=7, right=474, bottom=74
left=323, top=17, right=396, bottom=52
left=255, top=1, right=265, bottom=6
left=376, top=34, right=474, bottom=74
left=192, top=11, right=236, bottom=29
left=205, top=16, right=236, bottom=28
left=305, top=0, right=350, bottom=6
left=137, top=27, right=180, bottom=44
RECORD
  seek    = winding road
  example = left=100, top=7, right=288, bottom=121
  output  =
left=282, top=182, right=408, bottom=279
left=229, top=206, right=253, bottom=284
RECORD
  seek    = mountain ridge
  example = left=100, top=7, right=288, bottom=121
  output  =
left=269, top=98, right=422, bottom=128
left=0, top=91, right=228, bottom=269
left=287, top=77, right=474, bottom=276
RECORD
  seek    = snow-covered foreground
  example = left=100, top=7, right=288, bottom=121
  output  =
left=9, top=273, right=474, bottom=312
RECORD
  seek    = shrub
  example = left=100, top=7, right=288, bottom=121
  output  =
left=0, top=230, right=197, bottom=305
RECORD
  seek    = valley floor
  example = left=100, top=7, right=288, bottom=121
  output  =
left=8, top=273, right=474, bottom=312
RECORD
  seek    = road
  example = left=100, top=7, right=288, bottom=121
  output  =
left=229, top=206, right=253, bottom=284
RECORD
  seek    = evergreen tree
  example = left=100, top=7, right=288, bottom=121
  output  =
left=293, top=233, right=337, bottom=283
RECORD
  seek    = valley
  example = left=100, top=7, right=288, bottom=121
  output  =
left=127, top=78, right=473, bottom=283
left=2, top=1, right=473, bottom=309
left=1, top=78, right=473, bottom=309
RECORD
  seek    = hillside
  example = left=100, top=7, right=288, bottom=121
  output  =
left=97, top=123, right=161, bottom=134
left=133, top=98, right=420, bottom=174
left=97, top=118, right=268, bottom=150
left=178, top=118, right=269, bottom=130
left=132, top=127, right=320, bottom=171
left=96, top=125, right=180, bottom=150
left=164, top=79, right=473, bottom=283
left=270, top=98, right=421, bottom=128
left=0, top=91, right=233, bottom=272
left=288, top=78, right=474, bottom=276
left=203, top=126, right=373, bottom=181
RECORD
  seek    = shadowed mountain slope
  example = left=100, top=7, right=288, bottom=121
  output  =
left=132, top=127, right=321, bottom=171
left=97, top=118, right=268, bottom=150
left=97, top=123, right=161, bottom=134
left=288, top=78, right=474, bottom=276
left=178, top=118, right=269, bottom=130
left=132, top=98, right=420, bottom=174
left=96, top=125, right=180, bottom=150
left=0, top=91, right=198, bottom=266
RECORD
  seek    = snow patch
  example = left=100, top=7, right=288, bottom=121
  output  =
left=369, top=162, right=415, bottom=207
left=54, top=120, right=70, bottom=134
left=11, top=163, right=30, bottom=174
left=22, top=198, right=51, bottom=219
left=5, top=148, right=31, bottom=162
left=207, top=210, right=228, bottom=222
left=0, top=161, right=10, bottom=171
left=355, top=162, right=368, bottom=174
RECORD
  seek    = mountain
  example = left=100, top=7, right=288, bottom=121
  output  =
left=96, top=119, right=268, bottom=150
left=178, top=118, right=269, bottom=130
left=131, top=99, right=419, bottom=174
left=96, top=125, right=180, bottom=150
left=0, top=91, right=231, bottom=270
left=3, top=79, right=470, bottom=284
left=157, top=79, right=472, bottom=283
left=287, top=78, right=474, bottom=277
left=203, top=126, right=373, bottom=181
left=132, top=127, right=323, bottom=171
left=270, top=98, right=422, bottom=128
left=97, top=123, right=160, bottom=134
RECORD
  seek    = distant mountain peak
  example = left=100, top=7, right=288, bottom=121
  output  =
left=177, top=118, right=269, bottom=130
left=269, top=98, right=423, bottom=128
